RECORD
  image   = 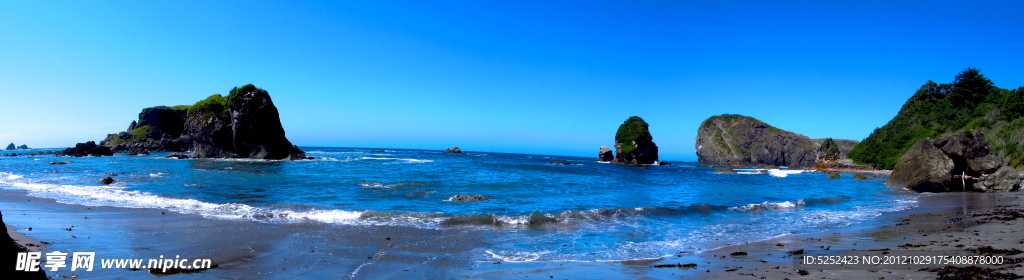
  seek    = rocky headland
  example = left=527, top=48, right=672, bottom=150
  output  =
left=695, top=114, right=820, bottom=168
left=94, top=84, right=306, bottom=160
left=611, top=116, right=658, bottom=165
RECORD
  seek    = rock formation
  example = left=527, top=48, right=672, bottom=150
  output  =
left=96, top=84, right=306, bottom=160
left=16, top=144, right=28, bottom=150
left=613, top=116, right=658, bottom=165
left=448, top=195, right=486, bottom=201
left=695, top=114, right=816, bottom=168
left=597, top=146, right=614, bottom=162
left=888, top=130, right=1022, bottom=192
left=56, top=141, right=113, bottom=157
left=1, top=211, right=48, bottom=279
left=445, top=147, right=464, bottom=153
left=4, top=143, right=13, bottom=150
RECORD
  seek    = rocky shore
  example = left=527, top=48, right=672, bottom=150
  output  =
left=889, top=130, right=1023, bottom=193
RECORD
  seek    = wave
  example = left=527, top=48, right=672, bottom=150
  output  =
left=767, top=169, right=807, bottom=178
left=357, top=157, right=432, bottom=163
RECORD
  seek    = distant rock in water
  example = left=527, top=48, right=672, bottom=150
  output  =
left=16, top=144, right=28, bottom=150
left=445, top=147, right=464, bottom=154
left=57, top=141, right=113, bottom=157
left=98, top=84, right=306, bottom=160
left=100, top=176, right=115, bottom=185
left=613, top=116, right=659, bottom=165
left=548, top=161, right=573, bottom=165
left=695, top=114, right=816, bottom=169
left=714, top=167, right=737, bottom=174
left=888, top=130, right=1021, bottom=192
left=853, top=174, right=869, bottom=180
left=826, top=173, right=840, bottom=179
left=658, top=161, right=671, bottom=166
left=597, top=146, right=613, bottom=162
left=165, top=153, right=189, bottom=159
left=4, top=143, right=13, bottom=150
left=448, top=195, right=486, bottom=201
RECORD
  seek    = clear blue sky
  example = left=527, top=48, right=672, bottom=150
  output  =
left=1, top=1, right=1022, bottom=161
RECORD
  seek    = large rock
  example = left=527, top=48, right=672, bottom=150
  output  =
left=888, top=130, right=1019, bottom=192
left=57, top=141, right=114, bottom=157
left=445, top=147, right=464, bottom=154
left=16, top=144, right=28, bottom=150
left=227, top=85, right=304, bottom=159
left=613, top=116, right=658, bottom=165
left=597, top=146, right=613, bottom=161
left=695, top=114, right=817, bottom=168
left=978, top=166, right=1022, bottom=192
left=1, top=211, right=48, bottom=279
left=4, top=143, right=13, bottom=150
left=888, top=138, right=955, bottom=192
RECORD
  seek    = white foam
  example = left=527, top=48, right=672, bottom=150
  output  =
left=149, top=173, right=165, bottom=177
left=729, top=200, right=806, bottom=211
left=357, top=157, right=432, bottom=163
left=6, top=174, right=23, bottom=180
left=767, top=169, right=806, bottom=178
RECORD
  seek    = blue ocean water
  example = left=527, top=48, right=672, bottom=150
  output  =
left=0, top=147, right=918, bottom=262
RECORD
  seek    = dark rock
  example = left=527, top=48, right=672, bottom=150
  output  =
left=597, top=146, right=614, bottom=161
left=548, top=161, right=573, bottom=165
left=977, top=166, right=1022, bottom=192
left=445, top=147, right=465, bottom=154
left=827, top=173, right=840, bottom=179
left=1, top=211, right=48, bottom=279
left=448, top=195, right=486, bottom=201
left=57, top=141, right=113, bottom=157
left=853, top=174, right=869, bottom=180
left=934, top=130, right=989, bottom=170
left=100, top=176, right=115, bottom=185
left=658, top=161, right=671, bottom=166
left=888, top=138, right=955, bottom=192
left=49, top=161, right=68, bottom=165
left=165, top=153, right=189, bottom=159
left=4, top=143, right=14, bottom=150
left=695, top=114, right=816, bottom=169
left=16, top=144, right=28, bottom=150
left=968, top=154, right=1002, bottom=174
left=613, top=116, right=659, bottom=165
left=103, top=172, right=118, bottom=176
left=714, top=167, right=737, bottom=174
left=306, top=156, right=315, bottom=160
left=226, top=85, right=305, bottom=159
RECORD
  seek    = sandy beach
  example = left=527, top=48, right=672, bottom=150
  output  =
left=3, top=187, right=1022, bottom=279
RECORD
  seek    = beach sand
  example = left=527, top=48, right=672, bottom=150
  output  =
left=3, top=189, right=1023, bottom=279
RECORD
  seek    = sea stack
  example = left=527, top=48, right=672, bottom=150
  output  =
left=445, top=147, right=464, bottom=153
left=613, top=116, right=658, bottom=165
left=695, top=114, right=816, bottom=169
left=186, top=84, right=306, bottom=160
left=597, top=146, right=613, bottom=161
left=4, top=143, right=13, bottom=150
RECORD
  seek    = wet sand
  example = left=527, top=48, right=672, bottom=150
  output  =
left=4, top=189, right=1024, bottom=279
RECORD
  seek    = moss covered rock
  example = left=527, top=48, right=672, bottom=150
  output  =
left=613, top=116, right=659, bottom=165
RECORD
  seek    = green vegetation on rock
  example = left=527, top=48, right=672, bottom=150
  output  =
left=819, top=138, right=840, bottom=161
left=848, top=68, right=1024, bottom=169
left=615, top=116, right=653, bottom=155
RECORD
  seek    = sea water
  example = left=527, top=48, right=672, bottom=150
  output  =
left=0, top=147, right=917, bottom=263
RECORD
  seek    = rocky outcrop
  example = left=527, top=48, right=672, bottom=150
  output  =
left=696, top=114, right=816, bottom=168
left=613, top=116, right=659, bottom=165
left=888, top=130, right=1021, bottom=192
left=1, top=211, right=48, bottom=279
left=448, top=195, right=486, bottom=201
left=4, top=143, right=13, bottom=150
left=56, top=141, right=113, bottom=157
left=597, top=146, right=614, bottom=161
left=16, top=144, right=28, bottom=150
left=548, top=161, right=573, bottom=165
left=714, top=167, right=738, bottom=174
left=166, top=153, right=189, bottom=159
left=95, top=84, right=305, bottom=160
left=445, top=147, right=464, bottom=153
left=100, top=176, right=115, bottom=185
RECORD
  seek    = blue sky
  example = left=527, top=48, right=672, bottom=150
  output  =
left=1, top=1, right=1022, bottom=161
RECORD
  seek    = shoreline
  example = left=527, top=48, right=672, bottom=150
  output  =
left=3, top=187, right=1022, bottom=278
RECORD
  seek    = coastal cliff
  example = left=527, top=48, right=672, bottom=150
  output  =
left=97, top=84, right=306, bottom=160
left=695, top=114, right=817, bottom=168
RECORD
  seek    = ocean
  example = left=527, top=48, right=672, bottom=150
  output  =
left=0, top=147, right=919, bottom=264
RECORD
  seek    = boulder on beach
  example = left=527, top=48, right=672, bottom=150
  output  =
left=448, top=195, right=486, bottom=201
left=1, top=211, right=48, bottom=279
left=613, top=116, right=659, bottom=165
left=597, top=146, right=614, bottom=161
left=888, top=130, right=1021, bottom=192
left=445, top=147, right=464, bottom=154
